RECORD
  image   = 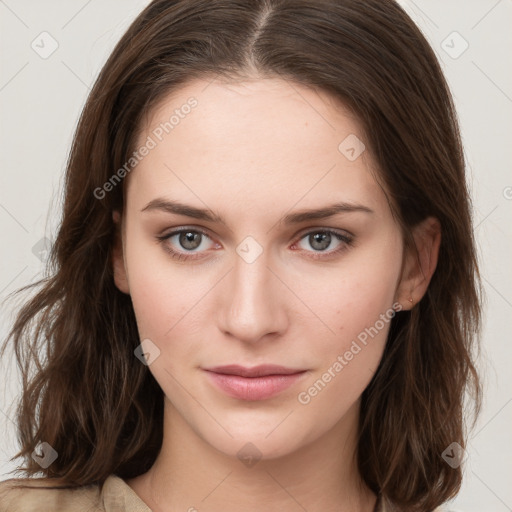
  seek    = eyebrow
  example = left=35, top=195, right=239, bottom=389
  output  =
left=141, top=198, right=374, bottom=225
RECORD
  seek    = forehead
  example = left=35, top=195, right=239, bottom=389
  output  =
left=129, top=77, right=388, bottom=218
left=139, top=76, right=364, bottom=151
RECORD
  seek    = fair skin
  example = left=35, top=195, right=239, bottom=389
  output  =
left=113, top=76, right=440, bottom=512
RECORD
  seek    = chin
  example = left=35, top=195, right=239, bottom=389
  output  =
left=208, top=432, right=303, bottom=463
left=195, top=412, right=321, bottom=464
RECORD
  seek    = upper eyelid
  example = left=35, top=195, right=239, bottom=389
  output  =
left=294, top=226, right=354, bottom=239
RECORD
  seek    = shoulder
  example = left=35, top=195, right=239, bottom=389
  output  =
left=0, top=476, right=103, bottom=512
left=0, top=474, right=151, bottom=512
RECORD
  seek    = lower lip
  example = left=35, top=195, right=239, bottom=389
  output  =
left=204, top=371, right=307, bottom=401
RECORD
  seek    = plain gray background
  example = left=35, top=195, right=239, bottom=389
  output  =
left=1, top=1, right=511, bottom=510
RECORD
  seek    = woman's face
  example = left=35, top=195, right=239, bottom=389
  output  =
left=114, top=77, right=412, bottom=461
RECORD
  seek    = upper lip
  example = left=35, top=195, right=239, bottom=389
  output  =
left=203, top=364, right=306, bottom=378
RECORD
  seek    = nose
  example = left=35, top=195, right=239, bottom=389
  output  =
left=217, top=249, right=289, bottom=344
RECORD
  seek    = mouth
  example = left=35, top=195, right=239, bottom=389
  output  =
left=202, top=364, right=308, bottom=401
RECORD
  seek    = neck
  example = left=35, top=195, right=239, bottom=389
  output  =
left=127, top=399, right=377, bottom=512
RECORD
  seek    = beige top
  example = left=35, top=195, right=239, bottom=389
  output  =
left=0, top=474, right=445, bottom=511
left=0, top=475, right=150, bottom=512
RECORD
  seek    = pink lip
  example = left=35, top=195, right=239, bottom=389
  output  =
left=203, top=365, right=308, bottom=401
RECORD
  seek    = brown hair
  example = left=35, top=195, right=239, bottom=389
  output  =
left=1, top=0, right=482, bottom=510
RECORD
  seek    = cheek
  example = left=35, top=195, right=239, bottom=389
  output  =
left=294, top=286, right=397, bottom=424
left=295, top=242, right=401, bottom=346
left=124, top=225, right=210, bottom=338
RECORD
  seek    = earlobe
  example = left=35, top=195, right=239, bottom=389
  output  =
left=112, top=210, right=130, bottom=294
left=396, top=216, right=441, bottom=310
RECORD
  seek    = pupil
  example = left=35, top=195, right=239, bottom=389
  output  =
left=311, top=232, right=331, bottom=251
left=180, top=232, right=201, bottom=250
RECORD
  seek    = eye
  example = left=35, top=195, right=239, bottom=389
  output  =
left=157, top=227, right=354, bottom=262
left=293, top=229, right=354, bottom=259
left=157, top=228, right=218, bottom=261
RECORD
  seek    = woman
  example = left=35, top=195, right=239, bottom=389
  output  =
left=0, top=0, right=482, bottom=511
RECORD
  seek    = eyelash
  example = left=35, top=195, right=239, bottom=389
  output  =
left=156, top=227, right=354, bottom=262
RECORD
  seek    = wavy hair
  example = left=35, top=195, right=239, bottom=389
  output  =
left=1, top=1, right=482, bottom=510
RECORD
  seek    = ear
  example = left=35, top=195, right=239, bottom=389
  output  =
left=112, top=210, right=130, bottom=294
left=395, top=216, right=441, bottom=310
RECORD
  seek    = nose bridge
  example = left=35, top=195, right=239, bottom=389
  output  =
left=233, top=248, right=271, bottom=305
left=219, top=240, right=286, bottom=343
